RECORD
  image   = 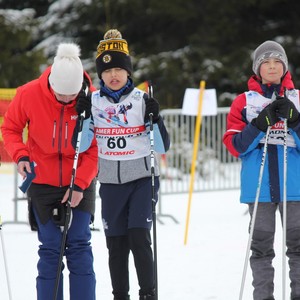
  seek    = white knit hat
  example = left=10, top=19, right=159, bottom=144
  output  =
left=49, top=43, right=84, bottom=95
left=252, top=40, right=288, bottom=77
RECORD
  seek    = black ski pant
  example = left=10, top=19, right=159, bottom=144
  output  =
left=106, top=228, right=155, bottom=300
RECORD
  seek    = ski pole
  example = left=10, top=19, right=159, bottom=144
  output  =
left=239, top=126, right=271, bottom=300
left=52, top=110, right=85, bottom=300
left=0, top=216, right=12, bottom=300
left=282, top=118, right=288, bottom=300
left=148, top=82, right=158, bottom=300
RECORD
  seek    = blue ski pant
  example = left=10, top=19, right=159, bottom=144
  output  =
left=33, top=208, right=96, bottom=300
left=99, top=177, right=159, bottom=298
left=100, top=177, right=159, bottom=236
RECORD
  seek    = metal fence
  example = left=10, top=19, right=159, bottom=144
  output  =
left=3, top=107, right=241, bottom=225
left=159, top=107, right=241, bottom=195
left=156, top=107, right=241, bottom=223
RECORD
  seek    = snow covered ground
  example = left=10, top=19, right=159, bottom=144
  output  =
left=0, top=163, right=289, bottom=299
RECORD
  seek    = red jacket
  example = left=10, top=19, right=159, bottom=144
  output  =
left=1, top=66, right=98, bottom=189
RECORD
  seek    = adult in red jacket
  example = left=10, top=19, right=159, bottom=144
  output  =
left=1, top=43, right=98, bottom=300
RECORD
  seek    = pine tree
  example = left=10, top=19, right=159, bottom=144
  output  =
left=0, top=11, right=46, bottom=88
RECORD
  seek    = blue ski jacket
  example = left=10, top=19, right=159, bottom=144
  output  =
left=223, top=72, right=300, bottom=203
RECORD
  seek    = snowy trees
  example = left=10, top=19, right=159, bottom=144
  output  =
left=0, top=9, right=46, bottom=87
left=1, top=0, right=300, bottom=108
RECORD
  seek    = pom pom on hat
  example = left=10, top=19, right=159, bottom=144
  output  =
left=49, top=43, right=84, bottom=95
left=95, top=29, right=132, bottom=79
left=252, top=40, right=288, bottom=77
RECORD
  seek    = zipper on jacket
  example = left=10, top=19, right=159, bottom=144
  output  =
left=144, top=157, right=149, bottom=171
left=52, top=120, right=57, bottom=147
left=65, top=122, right=68, bottom=148
left=58, top=108, right=64, bottom=186
left=117, top=161, right=121, bottom=184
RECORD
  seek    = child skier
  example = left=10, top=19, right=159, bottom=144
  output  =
left=223, top=40, right=300, bottom=300
left=78, top=28, right=170, bottom=300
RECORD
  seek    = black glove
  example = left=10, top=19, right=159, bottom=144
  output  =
left=251, top=102, right=279, bottom=132
left=274, top=95, right=300, bottom=128
left=75, top=90, right=91, bottom=120
left=144, top=97, right=160, bottom=123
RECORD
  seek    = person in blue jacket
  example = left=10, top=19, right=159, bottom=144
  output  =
left=77, top=29, right=170, bottom=300
left=223, top=40, right=300, bottom=300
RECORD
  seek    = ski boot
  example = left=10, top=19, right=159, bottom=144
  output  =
left=139, top=293, right=155, bottom=300
left=139, top=296, right=155, bottom=300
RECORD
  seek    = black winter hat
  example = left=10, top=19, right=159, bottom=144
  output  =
left=96, top=29, right=132, bottom=79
